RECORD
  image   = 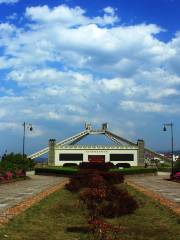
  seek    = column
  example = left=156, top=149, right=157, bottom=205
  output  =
left=48, top=139, right=56, bottom=166
left=137, top=139, right=145, bottom=166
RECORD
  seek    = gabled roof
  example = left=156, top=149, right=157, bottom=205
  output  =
left=28, top=123, right=166, bottom=161
left=72, top=133, right=132, bottom=146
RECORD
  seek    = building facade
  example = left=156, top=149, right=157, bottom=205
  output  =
left=29, top=123, right=165, bottom=166
left=47, top=124, right=145, bottom=167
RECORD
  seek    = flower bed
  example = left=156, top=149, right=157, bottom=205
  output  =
left=0, top=152, right=34, bottom=184
left=65, top=168, right=138, bottom=240
left=0, top=170, right=26, bottom=184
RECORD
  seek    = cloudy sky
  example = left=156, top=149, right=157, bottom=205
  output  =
left=0, top=0, right=180, bottom=155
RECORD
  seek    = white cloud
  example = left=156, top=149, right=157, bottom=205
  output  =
left=103, top=6, right=116, bottom=15
left=148, top=88, right=179, bottom=99
left=25, top=4, right=119, bottom=27
left=0, top=122, right=21, bottom=132
left=0, top=0, right=19, bottom=4
left=120, top=101, right=180, bottom=113
left=99, top=77, right=134, bottom=92
left=0, top=4, right=180, bottom=148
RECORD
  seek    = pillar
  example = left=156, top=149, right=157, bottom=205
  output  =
left=137, top=139, right=145, bottom=166
left=48, top=139, right=56, bottom=166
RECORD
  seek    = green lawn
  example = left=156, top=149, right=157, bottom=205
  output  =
left=0, top=184, right=180, bottom=240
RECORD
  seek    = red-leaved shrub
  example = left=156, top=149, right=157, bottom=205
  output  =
left=65, top=170, right=124, bottom=193
left=80, top=184, right=138, bottom=218
left=99, top=185, right=138, bottom=218
left=4, top=171, right=13, bottom=180
left=16, top=169, right=26, bottom=177
left=100, top=172, right=124, bottom=184
left=88, top=218, right=124, bottom=240
left=79, top=162, right=110, bottom=171
left=88, top=174, right=107, bottom=188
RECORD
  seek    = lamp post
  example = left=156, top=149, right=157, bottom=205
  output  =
left=163, top=122, right=174, bottom=178
left=22, top=122, right=33, bottom=160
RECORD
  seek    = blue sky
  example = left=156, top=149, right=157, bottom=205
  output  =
left=0, top=0, right=180, bottom=155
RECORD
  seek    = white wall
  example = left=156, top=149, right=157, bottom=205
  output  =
left=54, top=147, right=138, bottom=166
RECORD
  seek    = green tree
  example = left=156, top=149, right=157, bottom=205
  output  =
left=0, top=152, right=35, bottom=173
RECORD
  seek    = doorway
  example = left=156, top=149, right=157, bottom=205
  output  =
left=88, top=155, right=105, bottom=163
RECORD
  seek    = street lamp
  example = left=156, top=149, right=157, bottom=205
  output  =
left=22, top=122, right=33, bottom=160
left=163, top=122, right=174, bottom=178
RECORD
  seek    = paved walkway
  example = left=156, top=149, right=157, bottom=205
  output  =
left=0, top=175, right=67, bottom=213
left=126, top=175, right=180, bottom=214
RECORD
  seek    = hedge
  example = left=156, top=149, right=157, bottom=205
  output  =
left=110, top=167, right=157, bottom=175
left=35, top=166, right=78, bottom=175
left=157, top=167, right=171, bottom=172
left=35, top=166, right=157, bottom=176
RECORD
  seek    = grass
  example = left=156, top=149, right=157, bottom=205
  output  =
left=110, top=185, right=180, bottom=240
left=0, top=183, right=180, bottom=240
left=0, top=189, right=88, bottom=240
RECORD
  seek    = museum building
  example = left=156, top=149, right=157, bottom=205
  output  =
left=28, top=123, right=163, bottom=167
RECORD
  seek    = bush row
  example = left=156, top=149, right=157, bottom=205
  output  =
left=110, top=167, right=157, bottom=175
left=65, top=167, right=138, bottom=239
left=35, top=167, right=78, bottom=175
left=65, top=169, right=138, bottom=219
left=157, top=167, right=171, bottom=172
left=65, top=170, right=124, bottom=192
left=63, top=162, right=131, bottom=169
left=0, top=153, right=35, bottom=173
left=35, top=166, right=157, bottom=176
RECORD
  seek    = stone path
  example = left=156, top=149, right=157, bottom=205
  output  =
left=126, top=175, right=180, bottom=215
left=0, top=175, right=68, bottom=224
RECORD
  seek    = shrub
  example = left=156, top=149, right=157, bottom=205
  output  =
left=65, top=172, right=106, bottom=192
left=16, top=169, right=26, bottom=177
left=99, top=186, right=138, bottom=218
left=88, top=174, right=107, bottom=188
left=0, top=175, right=5, bottom=181
left=4, top=171, right=13, bottom=180
left=63, top=163, right=78, bottom=168
left=105, top=162, right=115, bottom=169
left=80, top=187, right=107, bottom=218
left=174, top=172, right=180, bottom=179
left=174, top=159, right=180, bottom=171
left=79, top=162, right=110, bottom=171
left=89, top=218, right=124, bottom=240
left=0, top=152, right=35, bottom=174
left=65, top=178, right=83, bottom=192
left=80, top=184, right=138, bottom=219
left=116, top=163, right=131, bottom=168
left=100, top=172, right=124, bottom=184
left=35, top=167, right=78, bottom=175
left=66, top=170, right=125, bottom=193
left=110, top=167, right=157, bottom=175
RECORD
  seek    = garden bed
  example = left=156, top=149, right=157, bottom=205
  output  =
left=0, top=184, right=179, bottom=240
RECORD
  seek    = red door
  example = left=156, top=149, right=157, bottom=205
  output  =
left=88, top=155, right=105, bottom=163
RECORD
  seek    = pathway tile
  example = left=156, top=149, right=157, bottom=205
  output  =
left=126, top=175, right=180, bottom=215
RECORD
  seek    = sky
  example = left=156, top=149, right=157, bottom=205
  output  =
left=0, top=0, right=180, bottom=155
